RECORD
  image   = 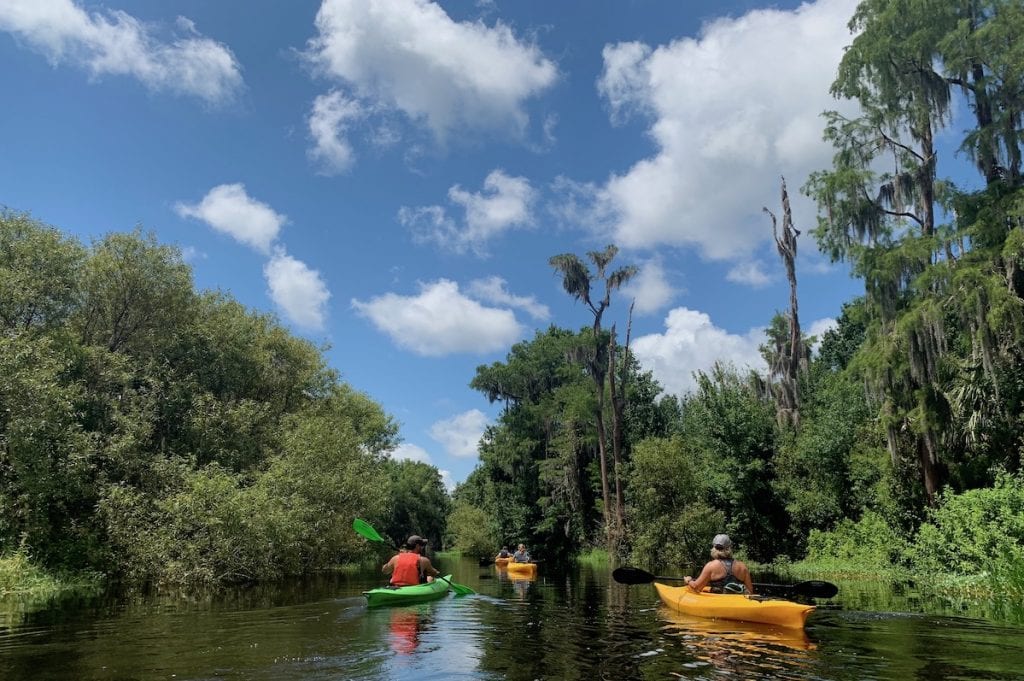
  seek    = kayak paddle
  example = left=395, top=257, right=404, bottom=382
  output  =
left=611, top=566, right=838, bottom=599
left=352, top=518, right=475, bottom=595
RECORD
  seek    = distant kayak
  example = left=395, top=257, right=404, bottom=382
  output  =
left=494, top=557, right=511, bottom=567
left=506, top=562, right=537, bottom=577
left=653, top=582, right=814, bottom=629
left=364, top=575, right=452, bottom=608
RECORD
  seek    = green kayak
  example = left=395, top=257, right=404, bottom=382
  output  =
left=364, top=575, right=452, bottom=608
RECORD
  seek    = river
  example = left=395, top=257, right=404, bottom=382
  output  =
left=2, top=557, right=1023, bottom=680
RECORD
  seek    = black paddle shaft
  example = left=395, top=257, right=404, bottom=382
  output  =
left=611, top=566, right=838, bottom=598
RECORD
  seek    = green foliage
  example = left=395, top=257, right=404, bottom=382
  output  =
left=381, top=459, right=450, bottom=549
left=0, top=214, right=437, bottom=586
left=805, top=510, right=905, bottom=569
left=0, top=210, right=85, bottom=333
left=446, top=502, right=496, bottom=558
left=626, top=436, right=722, bottom=569
left=910, top=473, right=1024, bottom=591
left=679, top=364, right=787, bottom=561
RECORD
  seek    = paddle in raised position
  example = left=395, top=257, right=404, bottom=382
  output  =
left=353, top=518, right=475, bottom=595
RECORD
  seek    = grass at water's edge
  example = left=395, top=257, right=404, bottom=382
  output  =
left=0, top=551, right=104, bottom=603
left=574, top=548, right=610, bottom=566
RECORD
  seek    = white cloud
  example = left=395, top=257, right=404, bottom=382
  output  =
left=429, top=409, right=488, bottom=458
left=401, top=169, right=536, bottom=255
left=264, top=250, right=331, bottom=330
left=591, top=0, right=859, bottom=260
left=620, top=259, right=676, bottom=315
left=632, top=307, right=766, bottom=397
left=726, top=261, right=772, bottom=288
left=467, top=276, right=550, bottom=321
left=305, top=0, right=557, bottom=143
left=351, top=279, right=524, bottom=356
left=439, top=469, right=456, bottom=493
left=807, top=316, right=838, bottom=352
left=307, top=90, right=364, bottom=174
left=176, top=183, right=286, bottom=255
left=0, top=0, right=243, bottom=103
left=597, top=41, right=653, bottom=125
left=390, top=442, right=432, bottom=464
left=179, top=245, right=205, bottom=262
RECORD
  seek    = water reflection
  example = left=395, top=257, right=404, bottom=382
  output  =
left=388, top=607, right=423, bottom=655
left=3, top=560, right=1024, bottom=680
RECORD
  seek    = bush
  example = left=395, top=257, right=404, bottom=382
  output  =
left=805, top=510, right=905, bottom=569
left=909, top=473, right=1024, bottom=593
left=446, top=503, right=495, bottom=558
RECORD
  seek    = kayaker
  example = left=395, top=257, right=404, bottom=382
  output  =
left=683, top=534, right=755, bottom=595
left=495, top=546, right=511, bottom=560
left=382, top=535, right=440, bottom=586
left=512, top=543, right=531, bottom=563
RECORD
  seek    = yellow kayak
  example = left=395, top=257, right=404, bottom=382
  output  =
left=654, top=582, right=814, bottom=629
left=506, top=561, right=537, bottom=577
left=494, top=556, right=511, bottom=568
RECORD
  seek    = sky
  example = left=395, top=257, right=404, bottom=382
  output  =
left=0, top=0, right=885, bottom=489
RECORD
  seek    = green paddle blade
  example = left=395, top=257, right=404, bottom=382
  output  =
left=439, top=575, right=475, bottom=595
left=353, top=518, right=385, bottom=542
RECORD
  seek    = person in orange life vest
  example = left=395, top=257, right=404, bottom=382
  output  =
left=683, top=534, right=755, bottom=595
left=382, top=535, right=439, bottom=586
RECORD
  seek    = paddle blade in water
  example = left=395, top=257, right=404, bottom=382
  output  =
left=793, top=580, right=838, bottom=599
left=612, top=566, right=658, bottom=585
left=439, top=576, right=475, bottom=595
left=353, top=518, right=385, bottom=543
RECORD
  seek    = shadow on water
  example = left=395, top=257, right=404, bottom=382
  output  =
left=2, top=557, right=1024, bottom=680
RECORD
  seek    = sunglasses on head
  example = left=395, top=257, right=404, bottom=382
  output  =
left=713, top=544, right=726, bottom=550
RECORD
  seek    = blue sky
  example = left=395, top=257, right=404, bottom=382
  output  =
left=1, top=0, right=890, bottom=488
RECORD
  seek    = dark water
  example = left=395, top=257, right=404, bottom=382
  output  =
left=2, top=558, right=1024, bottom=680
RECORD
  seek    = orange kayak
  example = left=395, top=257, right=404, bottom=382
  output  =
left=653, top=582, right=814, bottom=629
left=494, top=557, right=511, bottom=567
left=506, top=561, right=537, bottom=577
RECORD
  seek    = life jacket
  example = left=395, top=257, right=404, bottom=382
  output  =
left=709, top=559, right=746, bottom=594
left=390, top=552, right=422, bottom=586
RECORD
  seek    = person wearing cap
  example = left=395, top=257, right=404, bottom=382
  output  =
left=683, top=534, right=754, bottom=595
left=382, top=535, right=440, bottom=586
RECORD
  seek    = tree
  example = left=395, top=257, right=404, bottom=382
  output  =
left=762, top=178, right=809, bottom=427
left=549, top=245, right=637, bottom=546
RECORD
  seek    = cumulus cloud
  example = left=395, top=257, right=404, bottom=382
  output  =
left=390, top=442, right=433, bottom=464
left=0, top=0, right=243, bottom=103
left=175, top=183, right=286, bottom=255
left=807, top=316, right=838, bottom=352
left=589, top=0, right=859, bottom=260
left=467, top=276, right=550, bottom=321
left=726, top=261, right=772, bottom=288
left=401, top=169, right=536, bottom=255
left=429, top=409, right=488, bottom=458
left=620, top=259, right=676, bottom=315
left=305, top=0, right=557, bottom=149
left=178, top=184, right=331, bottom=331
left=439, top=469, right=456, bottom=492
left=264, top=250, right=332, bottom=331
left=307, top=90, right=364, bottom=174
left=351, top=279, right=524, bottom=356
left=632, top=307, right=767, bottom=397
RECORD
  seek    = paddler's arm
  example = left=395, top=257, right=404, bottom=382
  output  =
left=382, top=555, right=397, bottom=575
left=683, top=563, right=715, bottom=592
left=419, top=556, right=440, bottom=578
